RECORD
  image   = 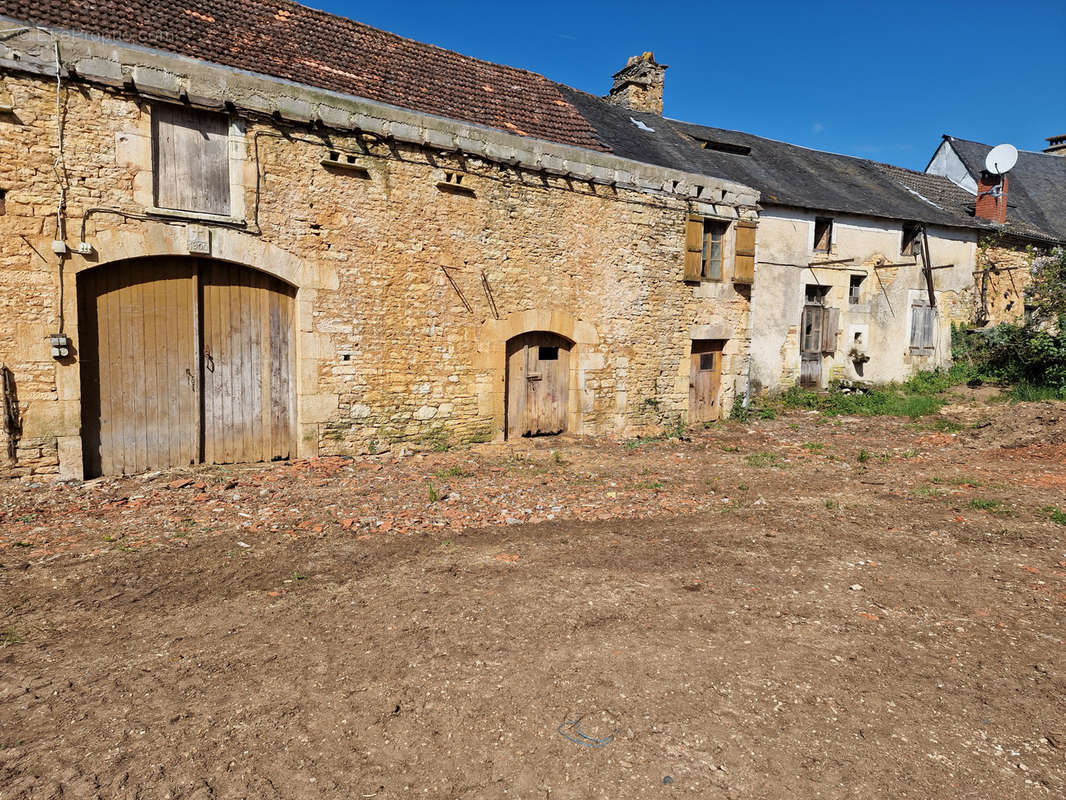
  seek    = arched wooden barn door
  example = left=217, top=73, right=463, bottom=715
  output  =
left=505, top=332, right=571, bottom=438
left=78, top=258, right=296, bottom=477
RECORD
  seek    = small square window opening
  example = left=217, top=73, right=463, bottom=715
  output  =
left=813, top=217, right=833, bottom=253
left=538, top=346, right=559, bottom=361
left=849, top=274, right=864, bottom=304
left=699, top=352, right=716, bottom=371
left=805, top=284, right=829, bottom=304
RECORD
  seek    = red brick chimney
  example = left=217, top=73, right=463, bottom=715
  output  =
left=975, top=171, right=1008, bottom=223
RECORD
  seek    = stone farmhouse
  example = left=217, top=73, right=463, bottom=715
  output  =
left=0, top=1, right=1061, bottom=479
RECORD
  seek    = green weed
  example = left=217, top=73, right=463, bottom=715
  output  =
left=1041, top=506, right=1066, bottom=526
left=745, top=452, right=786, bottom=468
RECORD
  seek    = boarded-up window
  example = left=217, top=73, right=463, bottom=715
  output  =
left=910, top=302, right=936, bottom=354
left=152, top=105, right=231, bottom=216
left=813, top=217, right=833, bottom=252
left=733, top=220, right=756, bottom=283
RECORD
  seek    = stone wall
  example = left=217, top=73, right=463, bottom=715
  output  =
left=974, top=236, right=1039, bottom=326
left=0, top=71, right=755, bottom=477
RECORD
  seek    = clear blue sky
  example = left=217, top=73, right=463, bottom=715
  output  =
left=312, top=0, right=1064, bottom=171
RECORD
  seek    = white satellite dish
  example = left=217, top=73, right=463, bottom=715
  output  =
left=985, top=143, right=1018, bottom=175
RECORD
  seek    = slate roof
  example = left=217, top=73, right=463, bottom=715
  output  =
left=0, top=0, right=609, bottom=152
left=937, top=136, right=1066, bottom=242
left=558, top=84, right=995, bottom=231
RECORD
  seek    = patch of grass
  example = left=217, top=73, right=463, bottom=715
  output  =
left=967, top=498, right=1010, bottom=514
left=426, top=483, right=442, bottom=502
left=463, top=427, right=495, bottom=445
left=634, top=480, right=664, bottom=490
left=913, top=417, right=965, bottom=434
left=900, top=449, right=919, bottom=459
left=291, top=570, right=307, bottom=581
left=745, top=451, right=786, bottom=468
left=12, top=541, right=32, bottom=548
left=913, top=486, right=947, bottom=498
left=1005, top=383, right=1066, bottom=403
left=749, top=366, right=975, bottom=421
left=825, top=499, right=838, bottom=509
left=737, top=483, right=749, bottom=491
left=802, top=442, right=827, bottom=453
left=0, top=627, right=24, bottom=647
left=433, top=466, right=468, bottom=479
left=857, top=449, right=871, bottom=463
left=1041, top=506, right=1066, bottom=526
left=720, top=444, right=741, bottom=453
left=17, top=515, right=35, bottom=524
left=551, top=450, right=568, bottom=465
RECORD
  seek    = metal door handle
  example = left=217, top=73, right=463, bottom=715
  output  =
left=205, top=353, right=215, bottom=372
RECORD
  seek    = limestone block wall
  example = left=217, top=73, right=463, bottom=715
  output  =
left=749, top=208, right=978, bottom=393
left=0, top=72, right=754, bottom=477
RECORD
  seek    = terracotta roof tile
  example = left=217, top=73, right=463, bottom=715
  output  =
left=0, top=0, right=610, bottom=152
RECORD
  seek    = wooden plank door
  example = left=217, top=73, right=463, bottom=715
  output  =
left=200, top=261, right=296, bottom=464
left=506, top=332, right=571, bottom=437
left=78, top=258, right=200, bottom=477
left=689, top=340, right=724, bottom=423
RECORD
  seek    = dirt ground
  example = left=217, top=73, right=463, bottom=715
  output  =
left=2, top=388, right=1065, bottom=799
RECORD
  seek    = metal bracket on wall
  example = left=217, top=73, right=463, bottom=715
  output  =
left=481, top=270, right=500, bottom=320
left=439, top=264, right=472, bottom=312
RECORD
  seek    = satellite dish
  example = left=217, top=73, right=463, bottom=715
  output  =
left=985, top=143, right=1018, bottom=175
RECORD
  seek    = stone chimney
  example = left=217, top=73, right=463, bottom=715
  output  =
left=1044, top=134, right=1066, bottom=156
left=975, top=171, right=1008, bottom=224
left=605, top=52, right=667, bottom=115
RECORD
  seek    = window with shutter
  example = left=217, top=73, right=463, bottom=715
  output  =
left=152, top=104, right=231, bottom=216
left=733, top=220, right=756, bottom=283
left=909, top=303, right=936, bottom=354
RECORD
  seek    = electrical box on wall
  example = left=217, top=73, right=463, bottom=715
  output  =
left=49, top=333, right=70, bottom=359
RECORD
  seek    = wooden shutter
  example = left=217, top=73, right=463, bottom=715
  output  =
left=910, top=304, right=935, bottom=353
left=733, top=220, right=756, bottom=283
left=153, top=104, right=231, bottom=215
left=684, top=215, right=703, bottom=282
left=821, top=307, right=840, bottom=353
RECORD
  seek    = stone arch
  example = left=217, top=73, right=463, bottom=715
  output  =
left=54, top=225, right=339, bottom=477
left=475, top=309, right=600, bottom=440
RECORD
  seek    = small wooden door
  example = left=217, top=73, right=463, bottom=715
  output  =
left=201, top=261, right=296, bottom=464
left=79, top=258, right=201, bottom=476
left=689, top=340, right=724, bottom=423
left=506, top=332, right=571, bottom=438
left=79, top=258, right=296, bottom=476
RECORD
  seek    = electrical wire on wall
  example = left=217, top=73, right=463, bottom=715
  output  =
left=1, top=26, right=67, bottom=333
